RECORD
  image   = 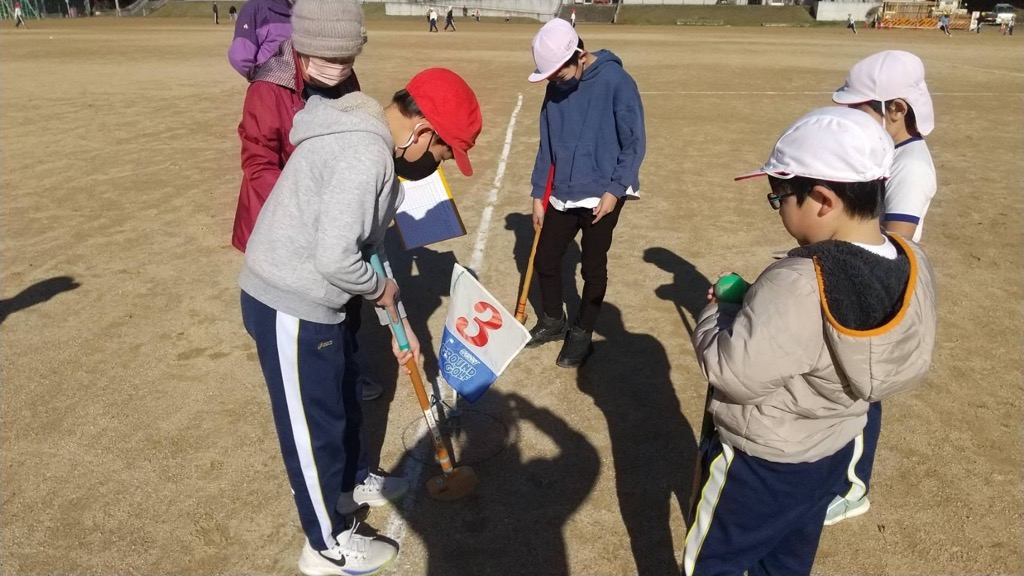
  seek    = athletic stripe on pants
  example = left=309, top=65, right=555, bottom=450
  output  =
left=241, top=291, right=365, bottom=551
left=683, top=434, right=855, bottom=576
left=838, top=401, right=880, bottom=502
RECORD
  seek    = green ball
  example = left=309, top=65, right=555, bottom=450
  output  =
left=714, top=273, right=749, bottom=304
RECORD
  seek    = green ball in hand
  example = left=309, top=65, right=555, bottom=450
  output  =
left=714, top=273, right=749, bottom=304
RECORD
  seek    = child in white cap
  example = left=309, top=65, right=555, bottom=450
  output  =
left=685, top=107, right=937, bottom=576
left=826, top=49, right=937, bottom=526
left=524, top=18, right=646, bottom=368
left=833, top=50, right=937, bottom=244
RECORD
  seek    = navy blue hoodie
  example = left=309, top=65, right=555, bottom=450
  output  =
left=530, top=50, right=646, bottom=203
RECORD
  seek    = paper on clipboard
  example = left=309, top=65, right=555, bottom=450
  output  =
left=394, top=168, right=467, bottom=250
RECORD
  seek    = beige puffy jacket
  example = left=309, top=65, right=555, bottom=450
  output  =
left=693, top=234, right=937, bottom=464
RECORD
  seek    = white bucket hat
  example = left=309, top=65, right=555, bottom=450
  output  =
left=528, top=19, right=580, bottom=83
left=736, top=107, right=894, bottom=183
left=832, top=50, right=935, bottom=136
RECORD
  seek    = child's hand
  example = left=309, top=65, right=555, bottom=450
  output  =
left=392, top=319, right=422, bottom=374
left=532, top=198, right=546, bottom=231
left=707, top=271, right=735, bottom=305
left=592, top=192, right=618, bottom=224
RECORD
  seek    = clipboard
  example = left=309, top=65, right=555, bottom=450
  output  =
left=394, top=167, right=468, bottom=250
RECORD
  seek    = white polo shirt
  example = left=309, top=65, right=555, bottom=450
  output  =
left=885, top=137, right=936, bottom=243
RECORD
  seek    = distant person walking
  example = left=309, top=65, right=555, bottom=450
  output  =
left=429, top=6, right=439, bottom=32
left=228, top=4, right=237, bottom=21
left=1009, top=15, right=1015, bottom=35
left=939, top=14, right=951, bottom=36
left=570, top=7, right=576, bottom=28
left=474, top=8, right=480, bottom=21
left=13, top=1, right=27, bottom=27
left=847, top=13, right=857, bottom=33
left=444, top=5, right=457, bottom=30
left=462, top=4, right=467, bottom=17
left=213, top=1, right=220, bottom=24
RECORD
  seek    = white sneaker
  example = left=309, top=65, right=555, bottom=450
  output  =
left=823, top=494, right=871, bottom=526
left=360, top=376, right=383, bottom=401
left=297, top=525, right=397, bottom=576
left=337, top=473, right=410, bottom=515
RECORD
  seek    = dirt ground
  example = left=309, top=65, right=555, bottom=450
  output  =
left=1, top=15, right=1022, bottom=576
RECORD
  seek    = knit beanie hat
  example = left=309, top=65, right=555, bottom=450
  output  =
left=291, top=0, right=366, bottom=60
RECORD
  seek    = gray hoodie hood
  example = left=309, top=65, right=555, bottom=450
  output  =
left=291, top=92, right=393, bottom=150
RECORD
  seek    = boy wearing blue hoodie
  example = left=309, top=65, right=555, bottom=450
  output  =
left=525, top=19, right=646, bottom=368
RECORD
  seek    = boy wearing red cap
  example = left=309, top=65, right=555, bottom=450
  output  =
left=238, top=68, right=482, bottom=575
left=685, top=107, right=936, bottom=575
left=827, top=50, right=938, bottom=526
left=524, top=19, right=646, bottom=368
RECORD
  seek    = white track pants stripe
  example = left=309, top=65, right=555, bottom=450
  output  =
left=683, top=443, right=735, bottom=576
left=275, top=312, right=336, bottom=549
left=842, top=433, right=867, bottom=502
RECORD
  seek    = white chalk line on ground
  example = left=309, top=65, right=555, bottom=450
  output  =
left=640, top=90, right=1022, bottom=96
left=469, top=92, right=525, bottom=273
left=384, top=92, right=525, bottom=547
left=923, top=59, right=1024, bottom=78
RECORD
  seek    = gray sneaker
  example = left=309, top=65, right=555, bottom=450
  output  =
left=824, top=494, right=870, bottom=526
left=337, top=473, right=410, bottom=515
left=297, top=523, right=397, bottom=576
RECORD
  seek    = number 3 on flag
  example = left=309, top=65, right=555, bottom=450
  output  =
left=456, top=301, right=503, bottom=348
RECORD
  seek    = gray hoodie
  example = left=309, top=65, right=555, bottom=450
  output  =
left=693, top=234, right=937, bottom=464
left=238, top=93, right=405, bottom=325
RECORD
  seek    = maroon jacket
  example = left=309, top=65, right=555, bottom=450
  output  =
left=233, top=40, right=360, bottom=252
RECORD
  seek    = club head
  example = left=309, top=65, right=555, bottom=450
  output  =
left=426, top=466, right=477, bottom=501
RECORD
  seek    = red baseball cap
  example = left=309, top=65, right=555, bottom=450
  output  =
left=405, top=68, right=483, bottom=177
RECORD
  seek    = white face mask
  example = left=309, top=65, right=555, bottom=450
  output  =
left=305, top=57, right=353, bottom=88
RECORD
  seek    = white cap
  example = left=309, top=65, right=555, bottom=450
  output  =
left=735, top=107, right=894, bottom=183
left=832, top=50, right=935, bottom=136
left=528, top=19, right=579, bottom=83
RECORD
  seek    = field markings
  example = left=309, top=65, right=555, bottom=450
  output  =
left=923, top=59, right=1024, bottom=78
left=383, top=92, right=525, bottom=548
left=469, top=92, right=525, bottom=273
left=640, top=90, right=1022, bottom=96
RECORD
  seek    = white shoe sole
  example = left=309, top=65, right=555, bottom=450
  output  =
left=298, top=548, right=397, bottom=576
left=824, top=498, right=871, bottom=526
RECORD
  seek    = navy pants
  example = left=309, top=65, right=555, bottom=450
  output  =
left=241, top=291, right=367, bottom=551
left=683, top=435, right=855, bottom=576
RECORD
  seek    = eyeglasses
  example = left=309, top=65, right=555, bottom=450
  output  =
left=766, top=190, right=799, bottom=210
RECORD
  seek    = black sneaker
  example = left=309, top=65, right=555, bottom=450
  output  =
left=556, top=326, right=593, bottom=368
left=526, top=313, right=568, bottom=348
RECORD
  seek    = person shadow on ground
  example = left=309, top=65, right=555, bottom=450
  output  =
left=577, top=301, right=697, bottom=576
left=0, top=276, right=80, bottom=326
left=393, top=389, right=601, bottom=576
left=356, top=228, right=458, bottom=472
left=504, top=212, right=582, bottom=325
left=643, top=247, right=713, bottom=337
